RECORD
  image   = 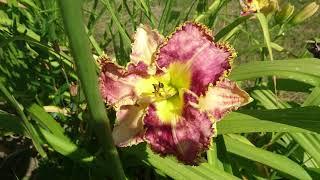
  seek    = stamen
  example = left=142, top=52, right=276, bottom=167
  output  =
left=152, top=82, right=165, bottom=96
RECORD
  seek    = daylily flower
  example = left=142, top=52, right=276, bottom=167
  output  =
left=99, top=22, right=252, bottom=164
left=239, top=0, right=279, bottom=16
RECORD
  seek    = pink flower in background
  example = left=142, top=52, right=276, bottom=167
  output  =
left=99, top=22, right=252, bottom=164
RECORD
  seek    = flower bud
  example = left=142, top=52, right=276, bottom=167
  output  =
left=260, top=0, right=279, bottom=15
left=240, top=0, right=279, bottom=16
left=69, top=83, right=78, bottom=96
left=275, top=3, right=295, bottom=24
left=291, top=2, right=319, bottom=25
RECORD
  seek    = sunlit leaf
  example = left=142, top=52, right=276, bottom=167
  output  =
left=230, top=59, right=320, bottom=86
left=218, top=107, right=320, bottom=134
left=145, top=147, right=239, bottom=180
left=224, top=135, right=312, bottom=180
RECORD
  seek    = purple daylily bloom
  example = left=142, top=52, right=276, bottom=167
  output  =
left=99, top=22, right=252, bottom=165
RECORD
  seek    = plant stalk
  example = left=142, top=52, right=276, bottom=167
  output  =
left=57, top=1, right=125, bottom=179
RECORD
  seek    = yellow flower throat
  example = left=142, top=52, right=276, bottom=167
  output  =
left=135, top=62, right=192, bottom=124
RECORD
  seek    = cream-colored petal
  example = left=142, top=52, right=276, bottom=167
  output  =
left=199, top=79, right=252, bottom=121
left=130, top=24, right=163, bottom=66
left=112, top=105, right=146, bottom=147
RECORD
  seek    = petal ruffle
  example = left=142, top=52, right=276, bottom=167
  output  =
left=144, top=93, right=214, bottom=165
left=112, top=105, right=146, bottom=147
left=199, top=79, right=252, bottom=120
left=156, top=22, right=235, bottom=95
left=131, top=24, right=163, bottom=66
left=99, top=56, right=149, bottom=108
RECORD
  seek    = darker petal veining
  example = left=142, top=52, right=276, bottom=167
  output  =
left=156, top=22, right=233, bottom=95
left=144, top=93, right=214, bottom=165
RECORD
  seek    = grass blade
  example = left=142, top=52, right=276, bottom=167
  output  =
left=229, top=59, right=320, bottom=86
left=256, top=13, right=273, bottom=61
left=303, top=87, right=320, bottom=106
left=100, top=0, right=131, bottom=47
left=58, top=1, right=125, bottom=179
left=290, top=133, right=320, bottom=166
left=252, top=87, right=320, bottom=168
left=0, top=110, right=26, bottom=135
left=224, top=135, right=312, bottom=180
left=215, top=15, right=251, bottom=42
left=27, top=103, right=68, bottom=141
left=0, top=81, right=47, bottom=157
left=218, top=107, right=320, bottom=134
left=195, top=0, right=230, bottom=26
left=135, top=0, right=156, bottom=27
left=145, top=148, right=239, bottom=180
left=38, top=127, right=95, bottom=165
left=158, top=0, right=172, bottom=33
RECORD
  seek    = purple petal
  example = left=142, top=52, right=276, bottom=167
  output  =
left=156, top=22, right=235, bottom=95
left=144, top=93, right=214, bottom=165
left=98, top=56, right=149, bottom=108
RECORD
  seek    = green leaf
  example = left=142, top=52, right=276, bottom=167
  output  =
left=38, top=127, right=94, bottom=165
left=158, top=0, right=173, bottom=33
left=0, top=110, right=25, bottom=135
left=290, top=133, right=320, bottom=166
left=207, top=140, right=223, bottom=169
left=256, top=13, right=273, bottom=61
left=86, top=27, right=103, bottom=56
left=27, top=103, right=68, bottom=141
left=250, top=87, right=320, bottom=168
left=100, top=0, right=131, bottom=47
left=307, top=168, right=320, bottom=179
left=216, top=136, right=233, bottom=174
left=145, top=148, right=239, bottom=180
left=195, top=0, right=222, bottom=23
left=0, top=110, right=97, bottom=167
left=218, top=107, right=320, bottom=134
left=250, top=87, right=289, bottom=109
left=303, top=87, right=320, bottom=106
left=136, top=0, right=156, bottom=27
left=0, top=81, right=47, bottom=157
left=58, top=0, right=125, bottom=179
left=224, top=135, right=312, bottom=180
left=229, top=59, right=320, bottom=86
left=268, top=79, right=312, bottom=92
left=215, top=15, right=251, bottom=42
left=0, top=15, right=40, bottom=41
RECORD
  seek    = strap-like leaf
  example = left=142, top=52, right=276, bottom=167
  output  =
left=218, top=107, right=320, bottom=134
left=230, top=59, right=320, bottom=86
left=224, top=135, right=312, bottom=180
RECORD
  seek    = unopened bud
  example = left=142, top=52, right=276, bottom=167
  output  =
left=291, top=2, right=319, bottom=25
left=240, top=0, right=279, bottom=16
left=275, top=3, right=295, bottom=24
left=260, top=0, right=279, bottom=15
left=69, top=83, right=78, bottom=97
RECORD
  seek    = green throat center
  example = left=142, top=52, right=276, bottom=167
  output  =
left=135, top=62, right=192, bottom=124
left=151, top=81, right=177, bottom=100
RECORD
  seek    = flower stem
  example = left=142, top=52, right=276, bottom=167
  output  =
left=57, top=1, right=125, bottom=179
